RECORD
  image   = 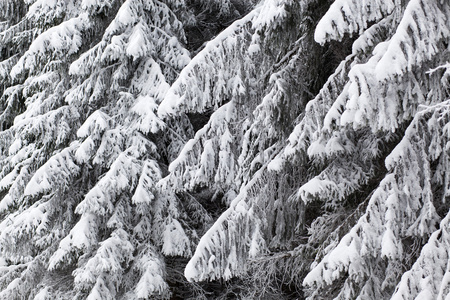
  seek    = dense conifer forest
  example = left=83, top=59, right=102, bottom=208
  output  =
left=0, top=0, right=449, bottom=299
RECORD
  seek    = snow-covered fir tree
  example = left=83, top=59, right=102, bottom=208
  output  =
left=0, top=0, right=252, bottom=298
left=167, top=0, right=450, bottom=298
left=0, top=0, right=449, bottom=299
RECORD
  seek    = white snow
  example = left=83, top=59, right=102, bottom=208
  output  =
left=0, top=167, right=20, bottom=192
left=314, top=0, right=395, bottom=44
left=158, top=9, right=260, bottom=118
left=297, top=177, right=337, bottom=203
left=126, top=22, right=149, bottom=60
left=77, top=110, right=110, bottom=138
left=130, top=96, right=165, bottom=134
left=381, top=228, right=399, bottom=260
left=75, top=137, right=95, bottom=163
left=24, top=146, right=80, bottom=196
left=48, top=213, right=98, bottom=270
left=162, top=218, right=191, bottom=257
left=11, top=14, right=88, bottom=78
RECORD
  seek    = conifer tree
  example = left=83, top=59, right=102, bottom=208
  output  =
left=160, top=0, right=334, bottom=286
left=0, top=0, right=449, bottom=298
left=178, top=0, right=450, bottom=298
left=0, top=1, right=101, bottom=298
left=0, top=0, right=212, bottom=298
left=299, top=0, right=450, bottom=298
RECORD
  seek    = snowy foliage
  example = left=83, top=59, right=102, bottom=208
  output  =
left=160, top=0, right=317, bottom=195
left=314, top=0, right=398, bottom=44
left=178, top=0, right=450, bottom=298
left=303, top=101, right=450, bottom=298
left=0, top=0, right=210, bottom=298
left=391, top=211, right=450, bottom=300
left=0, top=0, right=449, bottom=298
